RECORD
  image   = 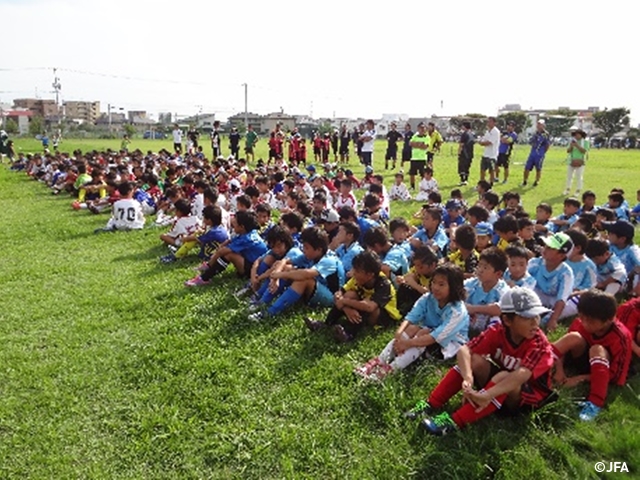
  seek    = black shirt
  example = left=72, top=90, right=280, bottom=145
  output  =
left=229, top=132, right=241, bottom=147
left=403, top=130, right=414, bottom=150
left=386, top=130, right=403, bottom=148
left=459, top=130, right=475, bottom=159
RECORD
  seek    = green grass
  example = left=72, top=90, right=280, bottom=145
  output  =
left=0, top=139, right=639, bottom=479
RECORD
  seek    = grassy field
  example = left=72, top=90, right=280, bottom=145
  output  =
left=0, top=137, right=639, bottom=479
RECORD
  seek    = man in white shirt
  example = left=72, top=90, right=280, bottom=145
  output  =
left=172, top=124, right=183, bottom=154
left=359, top=119, right=376, bottom=168
left=478, top=116, right=500, bottom=185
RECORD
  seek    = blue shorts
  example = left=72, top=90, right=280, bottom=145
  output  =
left=525, top=154, right=545, bottom=171
left=308, top=281, right=334, bottom=307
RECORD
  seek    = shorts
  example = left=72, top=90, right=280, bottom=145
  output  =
left=241, top=258, right=253, bottom=278
left=361, top=308, right=395, bottom=328
left=269, top=148, right=277, bottom=159
left=385, top=146, right=398, bottom=161
left=339, top=144, right=349, bottom=155
left=525, top=154, right=545, bottom=171
left=313, top=147, right=321, bottom=156
left=482, top=358, right=554, bottom=408
left=173, top=143, right=182, bottom=152
left=212, top=146, right=221, bottom=158
left=308, top=281, right=335, bottom=307
left=245, top=146, right=254, bottom=154
left=402, top=148, right=412, bottom=162
left=361, top=151, right=373, bottom=166
left=496, top=153, right=510, bottom=168
left=409, top=159, right=426, bottom=176
left=480, top=156, right=496, bottom=171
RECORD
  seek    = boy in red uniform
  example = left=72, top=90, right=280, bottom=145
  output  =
left=408, top=287, right=555, bottom=435
left=617, top=297, right=640, bottom=359
left=552, top=289, right=632, bottom=421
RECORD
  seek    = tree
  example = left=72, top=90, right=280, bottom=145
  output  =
left=449, top=114, right=487, bottom=135
left=543, top=109, right=576, bottom=139
left=625, top=127, right=640, bottom=148
left=5, top=118, right=19, bottom=135
left=593, top=107, right=630, bottom=143
left=123, top=123, right=136, bottom=138
left=497, top=111, right=529, bottom=134
left=28, top=116, right=44, bottom=136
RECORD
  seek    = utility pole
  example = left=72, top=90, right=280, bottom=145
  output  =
left=242, top=83, right=248, bottom=128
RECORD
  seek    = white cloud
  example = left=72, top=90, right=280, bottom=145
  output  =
left=1, top=0, right=636, bottom=124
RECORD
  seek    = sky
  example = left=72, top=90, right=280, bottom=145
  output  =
left=1, top=0, right=637, bottom=124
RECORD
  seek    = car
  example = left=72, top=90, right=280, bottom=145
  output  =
left=143, top=131, right=166, bottom=139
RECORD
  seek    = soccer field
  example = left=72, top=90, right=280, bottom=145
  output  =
left=0, top=138, right=639, bottom=479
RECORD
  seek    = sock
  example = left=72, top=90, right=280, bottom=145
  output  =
left=267, top=287, right=302, bottom=316
left=551, top=344, right=562, bottom=362
left=451, top=381, right=507, bottom=428
left=587, top=356, right=610, bottom=408
left=256, top=260, right=270, bottom=276
left=200, top=258, right=228, bottom=281
left=428, top=366, right=464, bottom=408
left=256, top=280, right=270, bottom=298
left=324, top=306, right=345, bottom=326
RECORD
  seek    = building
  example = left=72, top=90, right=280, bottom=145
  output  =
left=261, top=112, right=296, bottom=134
left=13, top=98, right=59, bottom=119
left=227, top=112, right=262, bottom=132
left=63, top=101, right=100, bottom=123
left=127, top=110, right=147, bottom=122
left=2, top=109, right=32, bottom=134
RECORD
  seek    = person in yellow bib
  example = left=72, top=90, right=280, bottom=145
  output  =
left=427, top=122, right=444, bottom=169
left=563, top=127, right=590, bottom=196
left=409, top=122, right=431, bottom=190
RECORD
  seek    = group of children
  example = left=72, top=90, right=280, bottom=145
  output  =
left=12, top=145, right=640, bottom=436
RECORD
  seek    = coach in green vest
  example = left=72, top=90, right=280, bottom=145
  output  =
left=409, top=122, right=431, bottom=190
left=563, top=127, right=590, bottom=196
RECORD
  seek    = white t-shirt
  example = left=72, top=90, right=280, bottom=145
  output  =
left=168, top=215, right=201, bottom=238
left=192, top=193, right=205, bottom=219
left=110, top=199, right=145, bottom=230
left=482, top=126, right=500, bottom=159
left=362, top=129, right=376, bottom=153
left=172, top=129, right=183, bottom=144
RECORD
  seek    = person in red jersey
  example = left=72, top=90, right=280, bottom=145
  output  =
left=407, top=287, right=555, bottom=435
left=616, top=297, right=640, bottom=359
left=552, top=289, right=632, bottom=421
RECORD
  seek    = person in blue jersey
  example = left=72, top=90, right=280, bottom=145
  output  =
left=355, top=263, right=470, bottom=381
left=504, top=246, right=537, bottom=290
left=332, top=221, right=364, bottom=276
left=602, top=220, right=640, bottom=297
left=585, top=238, right=628, bottom=297
left=560, top=229, right=598, bottom=319
left=248, top=226, right=345, bottom=321
left=522, top=119, right=550, bottom=187
left=337, top=205, right=380, bottom=246
left=550, top=198, right=581, bottom=233
left=362, top=226, right=409, bottom=283
left=528, top=233, right=575, bottom=332
left=495, top=121, right=518, bottom=184
left=185, top=210, right=267, bottom=287
left=410, top=207, right=449, bottom=258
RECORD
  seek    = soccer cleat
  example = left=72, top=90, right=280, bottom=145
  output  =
left=304, top=317, right=326, bottom=332
left=184, top=276, right=210, bottom=287
left=247, top=301, right=263, bottom=313
left=578, top=401, right=602, bottom=421
left=248, top=311, right=265, bottom=322
left=520, top=181, right=527, bottom=187
left=71, top=201, right=81, bottom=210
left=501, top=179, right=508, bottom=184
left=367, top=362, right=393, bottom=381
left=562, top=189, right=569, bottom=196
left=234, top=285, right=252, bottom=299
left=533, top=181, right=539, bottom=187
left=168, top=245, right=178, bottom=254
left=193, top=262, right=209, bottom=272
left=403, top=399, right=433, bottom=420
left=354, top=357, right=381, bottom=378
left=332, top=324, right=353, bottom=343
left=160, top=253, right=176, bottom=264
left=421, top=412, right=459, bottom=436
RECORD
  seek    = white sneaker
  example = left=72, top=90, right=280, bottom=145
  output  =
left=562, top=190, right=569, bottom=196
left=248, top=312, right=264, bottom=322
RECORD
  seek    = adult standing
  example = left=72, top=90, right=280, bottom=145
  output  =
left=331, top=129, right=339, bottom=162
left=409, top=122, right=430, bottom=190
left=495, top=121, right=518, bottom=184
left=245, top=124, right=259, bottom=163
left=187, top=125, right=199, bottom=154
left=229, top=126, right=241, bottom=159
left=210, top=120, right=221, bottom=159
left=339, top=124, right=351, bottom=163
left=477, top=116, right=500, bottom=185
left=426, top=122, right=444, bottom=170
left=359, top=119, right=376, bottom=168
left=384, top=122, right=402, bottom=170
left=522, top=119, right=550, bottom=187
left=563, top=127, right=590, bottom=196
left=401, top=122, right=413, bottom=168
left=457, top=121, right=475, bottom=186
left=172, top=124, right=183, bottom=153
left=354, top=124, right=364, bottom=163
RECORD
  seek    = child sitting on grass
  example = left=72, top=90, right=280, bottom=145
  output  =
left=185, top=210, right=267, bottom=287
left=415, top=167, right=438, bottom=202
left=617, top=297, right=640, bottom=359
left=160, top=198, right=201, bottom=250
left=410, top=207, right=449, bottom=258
left=304, top=250, right=400, bottom=343
left=412, top=287, right=554, bottom=436
left=355, top=264, right=469, bottom=381
left=396, top=246, right=438, bottom=315
left=504, top=246, right=536, bottom=289
left=560, top=230, right=598, bottom=319
left=447, top=224, right=479, bottom=279
left=332, top=221, right=364, bottom=275
left=464, top=247, right=510, bottom=334
left=552, top=289, right=632, bottom=421
left=389, top=172, right=411, bottom=201
left=99, top=181, right=145, bottom=232
left=602, top=219, right=640, bottom=297
left=363, top=226, right=410, bottom=282
left=168, top=205, right=229, bottom=265
left=248, top=226, right=345, bottom=322
left=584, top=238, right=627, bottom=296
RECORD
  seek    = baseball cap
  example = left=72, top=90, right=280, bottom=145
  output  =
left=542, top=232, right=573, bottom=254
left=445, top=199, right=462, bottom=211
left=537, top=119, right=546, bottom=125
left=601, top=220, right=635, bottom=240
left=320, top=209, right=340, bottom=223
left=499, top=287, right=551, bottom=318
left=229, top=179, right=241, bottom=190
left=306, top=165, right=316, bottom=172
left=365, top=165, right=374, bottom=174
left=475, top=222, right=493, bottom=236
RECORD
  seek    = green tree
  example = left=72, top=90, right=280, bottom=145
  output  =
left=123, top=123, right=136, bottom=138
left=593, top=107, right=630, bottom=143
left=625, top=127, right=640, bottom=148
left=317, top=121, right=333, bottom=135
left=449, top=114, right=487, bottom=135
left=543, top=109, right=576, bottom=139
left=5, top=118, right=19, bottom=135
left=497, top=111, right=529, bottom=134
left=28, top=116, right=44, bottom=136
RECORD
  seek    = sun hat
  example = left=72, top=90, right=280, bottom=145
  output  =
left=499, top=287, right=551, bottom=318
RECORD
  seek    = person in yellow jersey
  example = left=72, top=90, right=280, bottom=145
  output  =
left=426, top=122, right=444, bottom=170
left=409, top=122, right=431, bottom=190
